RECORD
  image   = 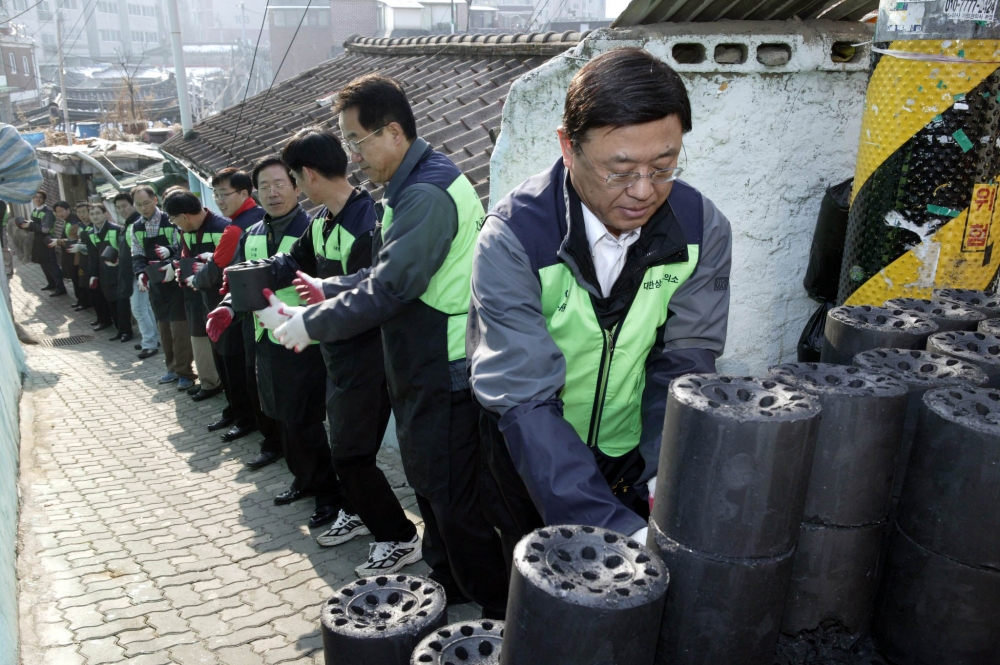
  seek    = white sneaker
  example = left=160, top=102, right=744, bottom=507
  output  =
left=354, top=535, right=423, bottom=577
left=316, top=510, right=370, bottom=547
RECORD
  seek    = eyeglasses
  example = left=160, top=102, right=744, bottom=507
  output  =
left=342, top=126, right=386, bottom=154
left=212, top=190, right=237, bottom=202
left=576, top=147, right=683, bottom=189
left=257, top=181, right=291, bottom=194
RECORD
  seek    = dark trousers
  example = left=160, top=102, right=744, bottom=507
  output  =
left=246, top=358, right=281, bottom=454
left=41, top=252, right=63, bottom=289
left=106, top=297, right=120, bottom=331
left=93, top=288, right=112, bottom=325
left=116, top=297, right=132, bottom=335
left=216, top=350, right=256, bottom=429
left=330, top=379, right=415, bottom=544
left=279, top=420, right=344, bottom=509
left=71, top=266, right=90, bottom=307
left=414, top=390, right=509, bottom=619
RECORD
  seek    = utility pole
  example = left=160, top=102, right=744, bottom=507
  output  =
left=166, top=0, right=194, bottom=137
left=240, top=2, right=248, bottom=45
left=55, top=12, right=74, bottom=146
left=450, top=0, right=456, bottom=33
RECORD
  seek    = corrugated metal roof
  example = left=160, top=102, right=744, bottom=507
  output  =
left=611, top=0, right=877, bottom=26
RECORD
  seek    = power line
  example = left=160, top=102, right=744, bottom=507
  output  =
left=243, top=0, right=311, bottom=142
left=226, top=0, right=269, bottom=157
left=0, top=0, right=46, bottom=25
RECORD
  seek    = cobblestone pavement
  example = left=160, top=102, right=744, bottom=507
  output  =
left=12, top=261, right=477, bottom=664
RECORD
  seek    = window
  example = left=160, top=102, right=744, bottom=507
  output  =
left=57, top=0, right=78, bottom=9
left=37, top=0, right=51, bottom=18
left=132, top=31, right=158, bottom=43
left=97, top=1, right=117, bottom=12
left=7, top=54, right=15, bottom=75
left=99, top=29, right=122, bottom=41
left=128, top=3, right=140, bottom=14
left=147, top=31, right=157, bottom=42
left=22, top=56, right=29, bottom=74
left=11, top=0, right=27, bottom=11
left=143, top=5, right=154, bottom=15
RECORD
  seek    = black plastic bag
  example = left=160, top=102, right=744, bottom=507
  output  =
left=803, top=179, right=853, bottom=302
left=798, top=301, right=835, bottom=362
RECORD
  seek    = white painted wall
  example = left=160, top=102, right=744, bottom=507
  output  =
left=491, top=20, right=874, bottom=375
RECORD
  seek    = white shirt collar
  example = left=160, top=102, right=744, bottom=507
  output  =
left=581, top=203, right=640, bottom=250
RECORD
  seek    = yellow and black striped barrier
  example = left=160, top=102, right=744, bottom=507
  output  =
left=839, top=1, right=1000, bottom=305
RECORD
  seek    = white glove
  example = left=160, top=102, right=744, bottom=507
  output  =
left=273, top=301, right=312, bottom=353
left=197, top=252, right=214, bottom=262
left=159, top=262, right=175, bottom=283
left=137, top=273, right=149, bottom=292
left=66, top=243, right=83, bottom=254
left=646, top=475, right=657, bottom=513
left=46, top=239, right=58, bottom=248
left=104, top=259, right=119, bottom=267
left=154, top=245, right=171, bottom=259
left=254, top=289, right=292, bottom=331
left=184, top=274, right=196, bottom=288
left=631, top=526, right=649, bottom=545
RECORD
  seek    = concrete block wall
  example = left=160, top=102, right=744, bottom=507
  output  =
left=330, top=0, right=379, bottom=54
left=0, top=256, right=26, bottom=663
left=490, top=19, right=874, bottom=375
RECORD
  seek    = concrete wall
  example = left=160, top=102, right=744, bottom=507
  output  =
left=0, top=253, right=26, bottom=663
left=490, top=20, right=873, bottom=375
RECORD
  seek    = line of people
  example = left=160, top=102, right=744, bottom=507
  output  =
left=18, top=50, right=733, bottom=621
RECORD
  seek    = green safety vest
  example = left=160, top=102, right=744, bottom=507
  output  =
left=311, top=216, right=356, bottom=274
left=134, top=226, right=177, bottom=246
left=382, top=176, right=484, bottom=362
left=245, top=233, right=315, bottom=345
left=87, top=226, right=118, bottom=250
left=183, top=231, right=224, bottom=249
left=538, top=247, right=700, bottom=457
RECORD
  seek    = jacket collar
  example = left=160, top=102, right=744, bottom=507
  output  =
left=385, top=138, right=431, bottom=205
left=556, top=163, right=689, bottom=300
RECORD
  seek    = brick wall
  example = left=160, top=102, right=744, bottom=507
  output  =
left=330, top=0, right=378, bottom=55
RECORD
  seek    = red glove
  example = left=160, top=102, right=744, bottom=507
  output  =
left=89, top=277, right=99, bottom=289
left=293, top=270, right=324, bottom=305
left=219, top=269, right=230, bottom=296
left=206, top=305, right=234, bottom=342
left=214, top=226, right=242, bottom=268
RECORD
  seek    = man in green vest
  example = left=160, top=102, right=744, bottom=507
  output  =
left=265, top=75, right=508, bottom=617
left=467, top=48, right=733, bottom=550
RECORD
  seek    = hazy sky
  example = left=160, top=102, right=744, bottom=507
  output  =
left=605, top=0, right=630, bottom=19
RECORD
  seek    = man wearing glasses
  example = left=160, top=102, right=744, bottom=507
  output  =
left=206, top=157, right=345, bottom=531
left=264, top=75, right=508, bottom=618
left=202, top=168, right=281, bottom=463
left=467, top=48, right=732, bottom=553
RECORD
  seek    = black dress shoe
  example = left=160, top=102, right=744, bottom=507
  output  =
left=41, top=285, right=55, bottom=291
left=90, top=319, right=100, bottom=326
left=274, top=487, right=308, bottom=505
left=137, top=348, right=158, bottom=359
left=246, top=450, right=282, bottom=469
left=73, top=305, right=85, bottom=311
left=223, top=424, right=257, bottom=442
left=49, top=290, right=67, bottom=297
left=108, top=332, right=123, bottom=341
left=93, top=322, right=111, bottom=331
left=134, top=343, right=142, bottom=350
left=191, top=386, right=224, bottom=402
left=308, top=505, right=339, bottom=528
left=119, top=333, right=133, bottom=343
left=207, top=417, right=234, bottom=432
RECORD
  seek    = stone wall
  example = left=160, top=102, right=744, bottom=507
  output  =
left=490, top=19, right=874, bottom=374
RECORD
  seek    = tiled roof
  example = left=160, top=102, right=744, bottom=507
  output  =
left=161, top=31, right=589, bottom=206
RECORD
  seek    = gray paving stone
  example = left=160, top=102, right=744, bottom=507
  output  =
left=12, top=264, right=423, bottom=664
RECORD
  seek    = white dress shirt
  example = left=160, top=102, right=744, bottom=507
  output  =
left=581, top=203, right=641, bottom=297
